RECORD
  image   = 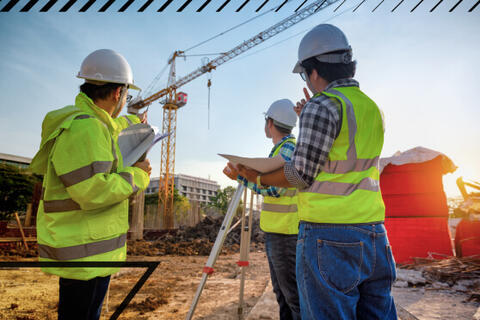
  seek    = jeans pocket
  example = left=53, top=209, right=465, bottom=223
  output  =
left=317, top=239, right=363, bottom=293
left=386, top=245, right=397, bottom=285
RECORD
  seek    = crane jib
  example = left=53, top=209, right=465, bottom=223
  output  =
left=127, top=0, right=340, bottom=112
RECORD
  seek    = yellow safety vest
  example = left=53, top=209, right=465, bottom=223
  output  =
left=30, top=92, right=150, bottom=280
left=298, top=86, right=385, bottom=224
left=260, top=137, right=299, bottom=235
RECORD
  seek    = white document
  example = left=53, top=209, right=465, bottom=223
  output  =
left=218, top=154, right=285, bottom=174
left=118, top=123, right=170, bottom=167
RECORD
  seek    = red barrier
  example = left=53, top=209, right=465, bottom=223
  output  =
left=381, top=156, right=448, bottom=217
left=455, top=219, right=480, bottom=257
left=385, top=217, right=453, bottom=264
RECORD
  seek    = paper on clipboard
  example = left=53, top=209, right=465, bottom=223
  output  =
left=218, top=154, right=285, bottom=174
left=118, top=123, right=170, bottom=167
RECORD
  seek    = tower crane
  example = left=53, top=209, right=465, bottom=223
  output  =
left=127, top=0, right=340, bottom=229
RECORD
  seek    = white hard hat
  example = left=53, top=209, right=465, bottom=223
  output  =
left=265, top=99, right=297, bottom=129
left=77, top=49, right=140, bottom=90
left=293, top=24, right=352, bottom=73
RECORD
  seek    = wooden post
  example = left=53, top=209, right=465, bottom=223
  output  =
left=24, top=204, right=32, bottom=227
left=130, top=191, right=145, bottom=240
left=14, top=212, right=29, bottom=250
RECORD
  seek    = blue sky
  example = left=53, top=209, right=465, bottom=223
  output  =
left=0, top=0, right=479, bottom=197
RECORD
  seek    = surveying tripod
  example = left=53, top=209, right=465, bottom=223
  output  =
left=186, top=183, right=257, bottom=320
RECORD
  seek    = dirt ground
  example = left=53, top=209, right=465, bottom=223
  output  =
left=1, top=246, right=479, bottom=320
left=0, top=251, right=271, bottom=320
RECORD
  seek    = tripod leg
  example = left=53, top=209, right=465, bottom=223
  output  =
left=237, top=190, right=255, bottom=319
left=186, top=183, right=245, bottom=320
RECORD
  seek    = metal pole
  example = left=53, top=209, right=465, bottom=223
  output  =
left=237, top=189, right=248, bottom=319
left=237, top=190, right=255, bottom=319
left=186, top=183, right=245, bottom=320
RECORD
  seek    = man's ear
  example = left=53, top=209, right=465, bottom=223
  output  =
left=310, top=68, right=319, bottom=82
left=113, top=86, right=122, bottom=101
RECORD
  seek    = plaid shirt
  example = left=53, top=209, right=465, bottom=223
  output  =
left=284, top=78, right=360, bottom=189
left=238, top=134, right=295, bottom=197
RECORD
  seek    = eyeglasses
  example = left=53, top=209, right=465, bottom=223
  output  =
left=126, top=94, right=132, bottom=103
left=299, top=64, right=309, bottom=82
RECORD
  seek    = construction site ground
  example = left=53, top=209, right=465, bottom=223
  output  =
left=1, top=248, right=479, bottom=320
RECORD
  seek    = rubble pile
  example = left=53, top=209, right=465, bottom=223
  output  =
left=0, top=242, right=37, bottom=258
left=396, top=256, right=480, bottom=302
left=0, top=216, right=265, bottom=258
left=128, top=215, right=265, bottom=257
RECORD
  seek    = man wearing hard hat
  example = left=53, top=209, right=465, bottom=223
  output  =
left=30, top=49, right=151, bottom=320
left=229, top=24, right=396, bottom=319
left=224, top=99, right=301, bottom=320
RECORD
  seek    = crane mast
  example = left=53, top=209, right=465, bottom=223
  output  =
left=128, top=0, right=340, bottom=229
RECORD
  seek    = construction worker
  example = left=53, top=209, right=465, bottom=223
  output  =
left=30, top=49, right=151, bottom=320
left=227, top=24, right=397, bottom=319
left=224, top=99, right=301, bottom=320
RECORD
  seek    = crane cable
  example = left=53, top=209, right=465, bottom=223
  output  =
left=182, top=0, right=292, bottom=54
left=231, top=4, right=355, bottom=63
left=141, top=2, right=290, bottom=100
left=141, top=62, right=170, bottom=98
left=207, top=77, right=212, bottom=130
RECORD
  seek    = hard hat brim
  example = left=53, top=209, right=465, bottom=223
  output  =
left=292, top=61, right=302, bottom=74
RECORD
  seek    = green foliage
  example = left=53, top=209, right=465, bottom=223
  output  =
left=144, top=187, right=187, bottom=206
left=144, top=187, right=191, bottom=222
left=208, top=186, right=242, bottom=214
left=0, top=164, right=42, bottom=221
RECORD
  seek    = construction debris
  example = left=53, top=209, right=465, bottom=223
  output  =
left=130, top=215, right=264, bottom=257
left=397, top=256, right=480, bottom=302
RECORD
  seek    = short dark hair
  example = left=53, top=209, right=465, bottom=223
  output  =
left=302, top=51, right=356, bottom=83
left=79, top=82, right=123, bottom=102
left=267, top=118, right=292, bottom=135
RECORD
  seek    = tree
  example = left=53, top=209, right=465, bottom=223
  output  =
left=208, top=186, right=242, bottom=215
left=0, top=164, right=42, bottom=221
left=144, top=187, right=191, bottom=221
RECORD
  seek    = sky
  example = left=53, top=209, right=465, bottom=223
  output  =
left=0, top=0, right=479, bottom=197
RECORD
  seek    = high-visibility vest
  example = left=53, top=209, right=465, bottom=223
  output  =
left=260, top=137, right=299, bottom=235
left=30, top=92, right=150, bottom=280
left=298, top=86, right=386, bottom=224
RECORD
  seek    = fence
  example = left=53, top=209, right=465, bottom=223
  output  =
left=144, top=201, right=203, bottom=229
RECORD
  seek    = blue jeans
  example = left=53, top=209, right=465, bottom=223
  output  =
left=58, top=275, right=110, bottom=320
left=296, top=222, right=397, bottom=320
left=265, top=232, right=301, bottom=320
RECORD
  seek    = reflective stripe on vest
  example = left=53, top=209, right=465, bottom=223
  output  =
left=40, top=188, right=81, bottom=213
left=43, top=198, right=81, bottom=213
left=262, top=203, right=298, bottom=213
left=122, top=115, right=133, bottom=125
left=119, top=172, right=139, bottom=193
left=38, top=233, right=126, bottom=260
left=283, top=189, right=297, bottom=197
left=305, top=177, right=379, bottom=196
left=59, top=161, right=113, bottom=187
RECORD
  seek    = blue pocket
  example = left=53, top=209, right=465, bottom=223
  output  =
left=317, top=239, right=363, bottom=293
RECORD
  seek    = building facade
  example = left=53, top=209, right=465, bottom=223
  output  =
left=0, top=152, right=32, bottom=169
left=146, top=174, right=220, bottom=204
